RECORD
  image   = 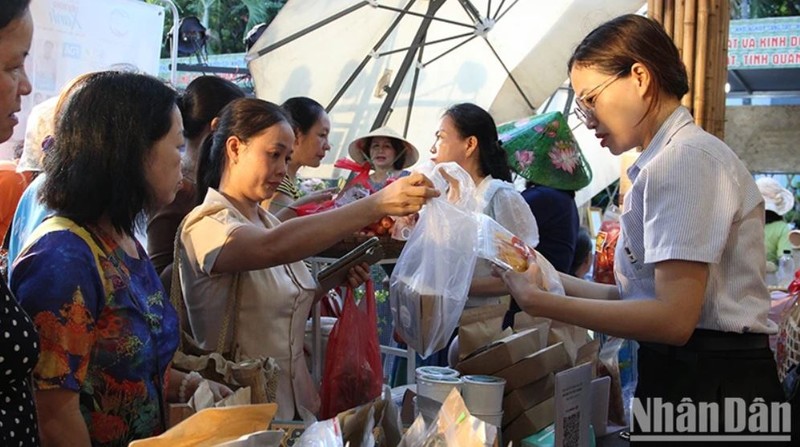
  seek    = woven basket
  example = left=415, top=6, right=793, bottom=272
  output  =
left=777, top=293, right=800, bottom=381
left=316, top=235, right=406, bottom=260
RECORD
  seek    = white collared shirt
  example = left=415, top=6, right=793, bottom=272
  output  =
left=615, top=106, right=776, bottom=334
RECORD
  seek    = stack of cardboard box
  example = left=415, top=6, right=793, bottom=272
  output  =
left=455, top=326, right=573, bottom=444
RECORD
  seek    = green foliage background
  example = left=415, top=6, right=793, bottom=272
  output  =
left=146, top=0, right=287, bottom=57
left=731, top=0, right=800, bottom=18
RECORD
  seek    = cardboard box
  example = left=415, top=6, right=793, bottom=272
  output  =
left=456, top=328, right=542, bottom=375
left=502, top=397, right=555, bottom=444
left=392, top=280, right=447, bottom=355
left=495, top=342, right=570, bottom=391
left=502, top=374, right=555, bottom=426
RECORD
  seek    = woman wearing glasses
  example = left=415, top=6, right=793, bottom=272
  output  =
left=502, top=14, right=784, bottom=430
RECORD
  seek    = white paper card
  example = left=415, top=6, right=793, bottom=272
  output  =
left=554, top=362, right=592, bottom=447
left=590, top=376, right=611, bottom=436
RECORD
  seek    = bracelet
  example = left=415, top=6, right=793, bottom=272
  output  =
left=179, top=371, right=202, bottom=403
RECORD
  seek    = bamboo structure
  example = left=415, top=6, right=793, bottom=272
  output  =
left=648, top=0, right=730, bottom=139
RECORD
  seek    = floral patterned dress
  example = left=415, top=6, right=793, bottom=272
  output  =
left=11, top=217, right=178, bottom=446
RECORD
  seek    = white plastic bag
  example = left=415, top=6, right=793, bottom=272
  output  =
left=390, top=162, right=479, bottom=358
left=295, top=418, right=343, bottom=447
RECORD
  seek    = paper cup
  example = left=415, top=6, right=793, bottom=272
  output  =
left=416, top=374, right=462, bottom=403
left=416, top=366, right=460, bottom=380
left=461, top=375, right=506, bottom=414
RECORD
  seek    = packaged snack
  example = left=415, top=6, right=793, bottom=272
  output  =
left=593, top=205, right=621, bottom=285
left=476, top=215, right=532, bottom=273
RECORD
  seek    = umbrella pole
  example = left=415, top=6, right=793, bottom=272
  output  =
left=404, top=37, right=427, bottom=137
left=373, top=0, right=447, bottom=130
left=327, top=0, right=418, bottom=112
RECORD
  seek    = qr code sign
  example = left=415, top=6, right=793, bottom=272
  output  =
left=562, top=412, right=580, bottom=447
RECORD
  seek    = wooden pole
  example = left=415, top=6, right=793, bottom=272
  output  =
left=653, top=0, right=665, bottom=24
left=682, top=0, right=697, bottom=111
left=717, top=0, right=730, bottom=139
left=706, top=0, right=720, bottom=136
left=664, top=1, right=675, bottom=38
left=652, top=0, right=728, bottom=138
left=674, top=0, right=686, bottom=58
left=694, top=0, right=709, bottom=129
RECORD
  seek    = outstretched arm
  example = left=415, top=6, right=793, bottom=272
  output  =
left=503, top=259, right=707, bottom=345
left=212, top=173, right=438, bottom=274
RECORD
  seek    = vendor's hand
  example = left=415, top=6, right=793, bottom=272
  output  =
left=499, top=256, right=547, bottom=311
left=343, top=262, right=371, bottom=288
left=374, top=172, right=439, bottom=216
left=291, top=187, right=338, bottom=208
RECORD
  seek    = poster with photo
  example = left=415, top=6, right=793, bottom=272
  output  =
left=2, top=0, right=164, bottom=158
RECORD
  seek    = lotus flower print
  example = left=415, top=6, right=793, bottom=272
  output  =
left=549, top=141, right=579, bottom=174
left=534, top=120, right=559, bottom=138
left=515, top=150, right=535, bottom=170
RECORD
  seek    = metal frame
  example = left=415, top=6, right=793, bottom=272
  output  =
left=151, top=0, right=180, bottom=86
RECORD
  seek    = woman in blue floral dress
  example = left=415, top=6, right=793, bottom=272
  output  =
left=11, top=71, right=230, bottom=446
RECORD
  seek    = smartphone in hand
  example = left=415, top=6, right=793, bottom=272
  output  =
left=317, top=237, right=384, bottom=290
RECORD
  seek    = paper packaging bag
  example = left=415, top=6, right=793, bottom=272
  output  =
left=514, top=314, right=550, bottom=348
left=172, top=351, right=279, bottom=405
left=339, top=404, right=376, bottom=447
left=514, top=314, right=591, bottom=366
left=548, top=320, right=591, bottom=366
left=495, top=342, right=570, bottom=391
left=575, top=338, right=601, bottom=371
left=457, top=303, right=507, bottom=361
left=456, top=328, right=542, bottom=376
left=502, top=397, right=555, bottom=444
left=169, top=380, right=255, bottom=427
left=336, top=386, right=403, bottom=447
left=130, top=404, right=278, bottom=447
left=502, top=374, right=555, bottom=426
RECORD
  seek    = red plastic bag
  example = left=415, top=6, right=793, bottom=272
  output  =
left=294, top=199, right=335, bottom=216
left=319, top=280, right=383, bottom=419
left=334, top=159, right=375, bottom=207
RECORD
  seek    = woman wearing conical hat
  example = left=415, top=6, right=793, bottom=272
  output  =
left=347, top=126, right=420, bottom=190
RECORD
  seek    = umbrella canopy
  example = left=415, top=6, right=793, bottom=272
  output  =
left=247, top=0, right=644, bottom=178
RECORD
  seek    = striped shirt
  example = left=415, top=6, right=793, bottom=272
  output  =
left=275, top=175, right=301, bottom=200
left=616, top=106, right=776, bottom=334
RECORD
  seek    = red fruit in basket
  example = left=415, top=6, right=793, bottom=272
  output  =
left=379, top=216, right=394, bottom=229
left=375, top=225, right=387, bottom=236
